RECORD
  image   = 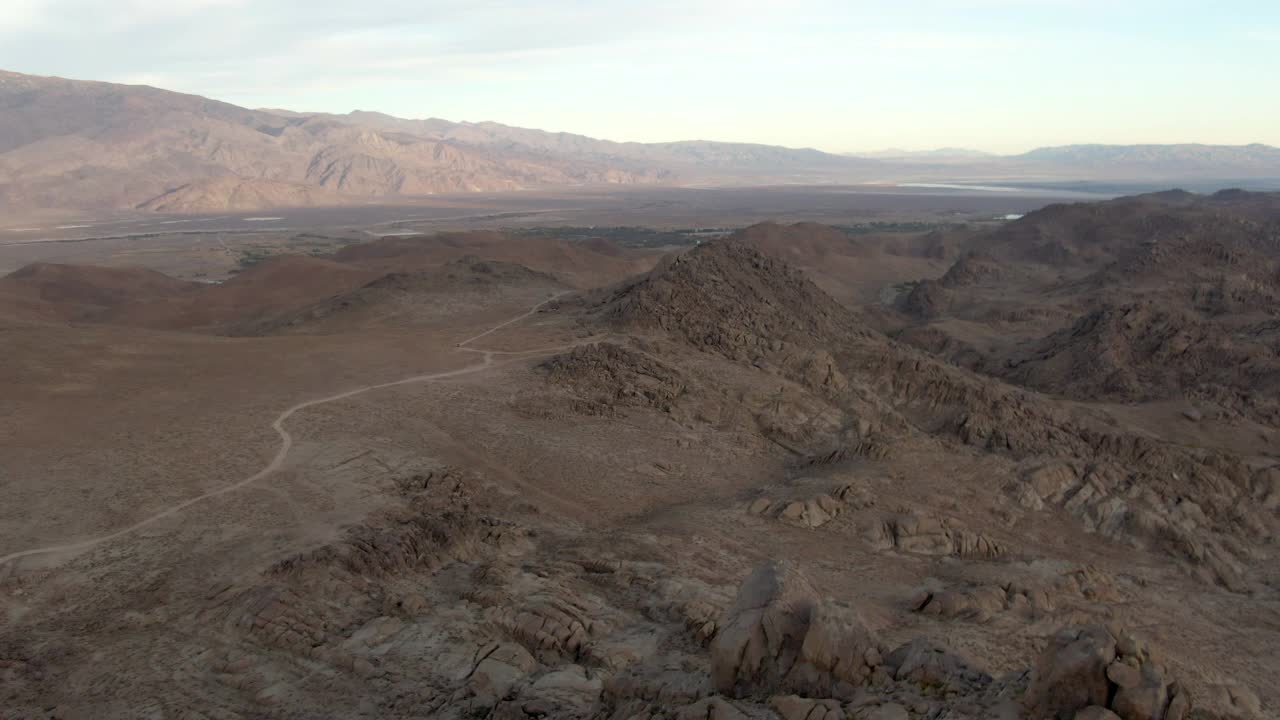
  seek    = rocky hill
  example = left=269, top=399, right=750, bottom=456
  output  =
left=970, top=190, right=1280, bottom=269
left=598, top=239, right=863, bottom=356
left=99, top=255, right=380, bottom=330
left=577, top=236, right=1274, bottom=585
left=333, top=230, right=657, bottom=289
left=891, top=191, right=1280, bottom=428
left=238, top=257, right=566, bottom=336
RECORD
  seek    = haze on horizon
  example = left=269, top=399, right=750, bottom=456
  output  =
left=1, top=0, right=1278, bottom=155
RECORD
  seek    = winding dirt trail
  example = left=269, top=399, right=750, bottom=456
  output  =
left=0, top=293, right=572, bottom=566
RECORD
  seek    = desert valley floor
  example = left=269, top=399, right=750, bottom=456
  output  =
left=2, top=189, right=1278, bottom=720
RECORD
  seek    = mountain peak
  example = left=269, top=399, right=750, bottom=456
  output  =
left=600, top=239, right=860, bottom=357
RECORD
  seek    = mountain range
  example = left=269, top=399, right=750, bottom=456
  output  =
left=2, top=69, right=1279, bottom=214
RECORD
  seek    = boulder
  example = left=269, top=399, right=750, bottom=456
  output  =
left=1204, top=683, right=1263, bottom=719
left=1025, top=626, right=1117, bottom=718
left=710, top=560, right=818, bottom=696
left=792, top=602, right=882, bottom=694
left=605, top=655, right=712, bottom=707
left=1105, top=661, right=1142, bottom=689
left=672, top=696, right=750, bottom=720
left=857, top=703, right=910, bottom=720
left=778, top=499, right=836, bottom=529
left=1026, top=463, right=1080, bottom=503
left=711, top=560, right=883, bottom=698
left=770, top=695, right=845, bottom=720
left=526, top=664, right=603, bottom=710
left=467, top=642, right=538, bottom=709
left=882, top=638, right=991, bottom=692
left=1074, top=708, right=1121, bottom=720
left=1026, top=625, right=1193, bottom=720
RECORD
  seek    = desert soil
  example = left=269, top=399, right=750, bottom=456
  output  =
left=2, top=196, right=1277, bottom=720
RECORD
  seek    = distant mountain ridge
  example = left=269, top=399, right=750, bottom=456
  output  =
left=1, top=69, right=1277, bottom=213
left=845, top=148, right=996, bottom=160
left=1013, top=143, right=1280, bottom=173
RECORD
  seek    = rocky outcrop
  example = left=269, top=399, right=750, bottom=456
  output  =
left=898, top=279, right=950, bottom=320
left=710, top=561, right=883, bottom=699
left=1003, top=302, right=1257, bottom=403
left=939, top=252, right=1003, bottom=288
left=880, top=638, right=991, bottom=693
left=770, top=694, right=846, bottom=720
left=1008, top=460, right=1265, bottom=591
left=1025, top=625, right=1192, bottom=720
left=746, top=480, right=874, bottom=530
left=542, top=341, right=691, bottom=416
left=864, top=512, right=1006, bottom=559
left=463, top=642, right=538, bottom=709
left=909, top=567, right=1116, bottom=624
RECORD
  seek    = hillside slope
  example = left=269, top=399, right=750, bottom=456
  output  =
left=0, top=262, right=200, bottom=323
left=893, top=190, right=1280, bottom=426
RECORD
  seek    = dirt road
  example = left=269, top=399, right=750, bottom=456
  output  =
left=0, top=292, right=571, bottom=566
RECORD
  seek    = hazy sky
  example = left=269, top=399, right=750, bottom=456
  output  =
left=1, top=0, right=1277, bottom=153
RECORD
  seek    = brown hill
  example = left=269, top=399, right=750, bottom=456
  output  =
left=726, top=221, right=955, bottom=305
left=893, top=191, right=1280, bottom=427
left=102, top=255, right=379, bottom=331
left=238, top=257, right=566, bottom=336
left=972, top=190, right=1280, bottom=269
left=597, top=239, right=862, bottom=357
left=332, top=230, right=657, bottom=289
left=733, top=221, right=872, bottom=261
left=898, top=278, right=951, bottom=319
left=1006, top=302, right=1249, bottom=395
left=0, top=262, right=199, bottom=323
left=1002, top=301, right=1280, bottom=425
left=938, top=252, right=1003, bottom=288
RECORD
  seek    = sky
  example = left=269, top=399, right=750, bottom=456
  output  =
left=1, top=0, right=1277, bottom=154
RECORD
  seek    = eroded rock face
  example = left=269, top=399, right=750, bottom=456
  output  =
left=770, top=694, right=846, bottom=720
left=747, top=479, right=874, bottom=530
left=1025, top=625, right=1191, bottom=720
left=671, top=695, right=750, bottom=720
left=899, top=279, right=951, bottom=320
left=464, top=642, right=537, bottom=709
left=710, top=560, right=820, bottom=696
left=710, top=561, right=883, bottom=699
left=1009, top=459, right=1263, bottom=592
left=541, top=340, right=696, bottom=419
left=1074, top=708, right=1123, bottom=720
left=857, top=704, right=910, bottom=720
left=1203, top=683, right=1263, bottom=720
left=881, top=638, right=991, bottom=693
left=864, top=512, right=1005, bottom=560
left=793, top=603, right=883, bottom=695
left=1027, top=625, right=1115, bottom=718
left=910, top=567, right=1117, bottom=625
